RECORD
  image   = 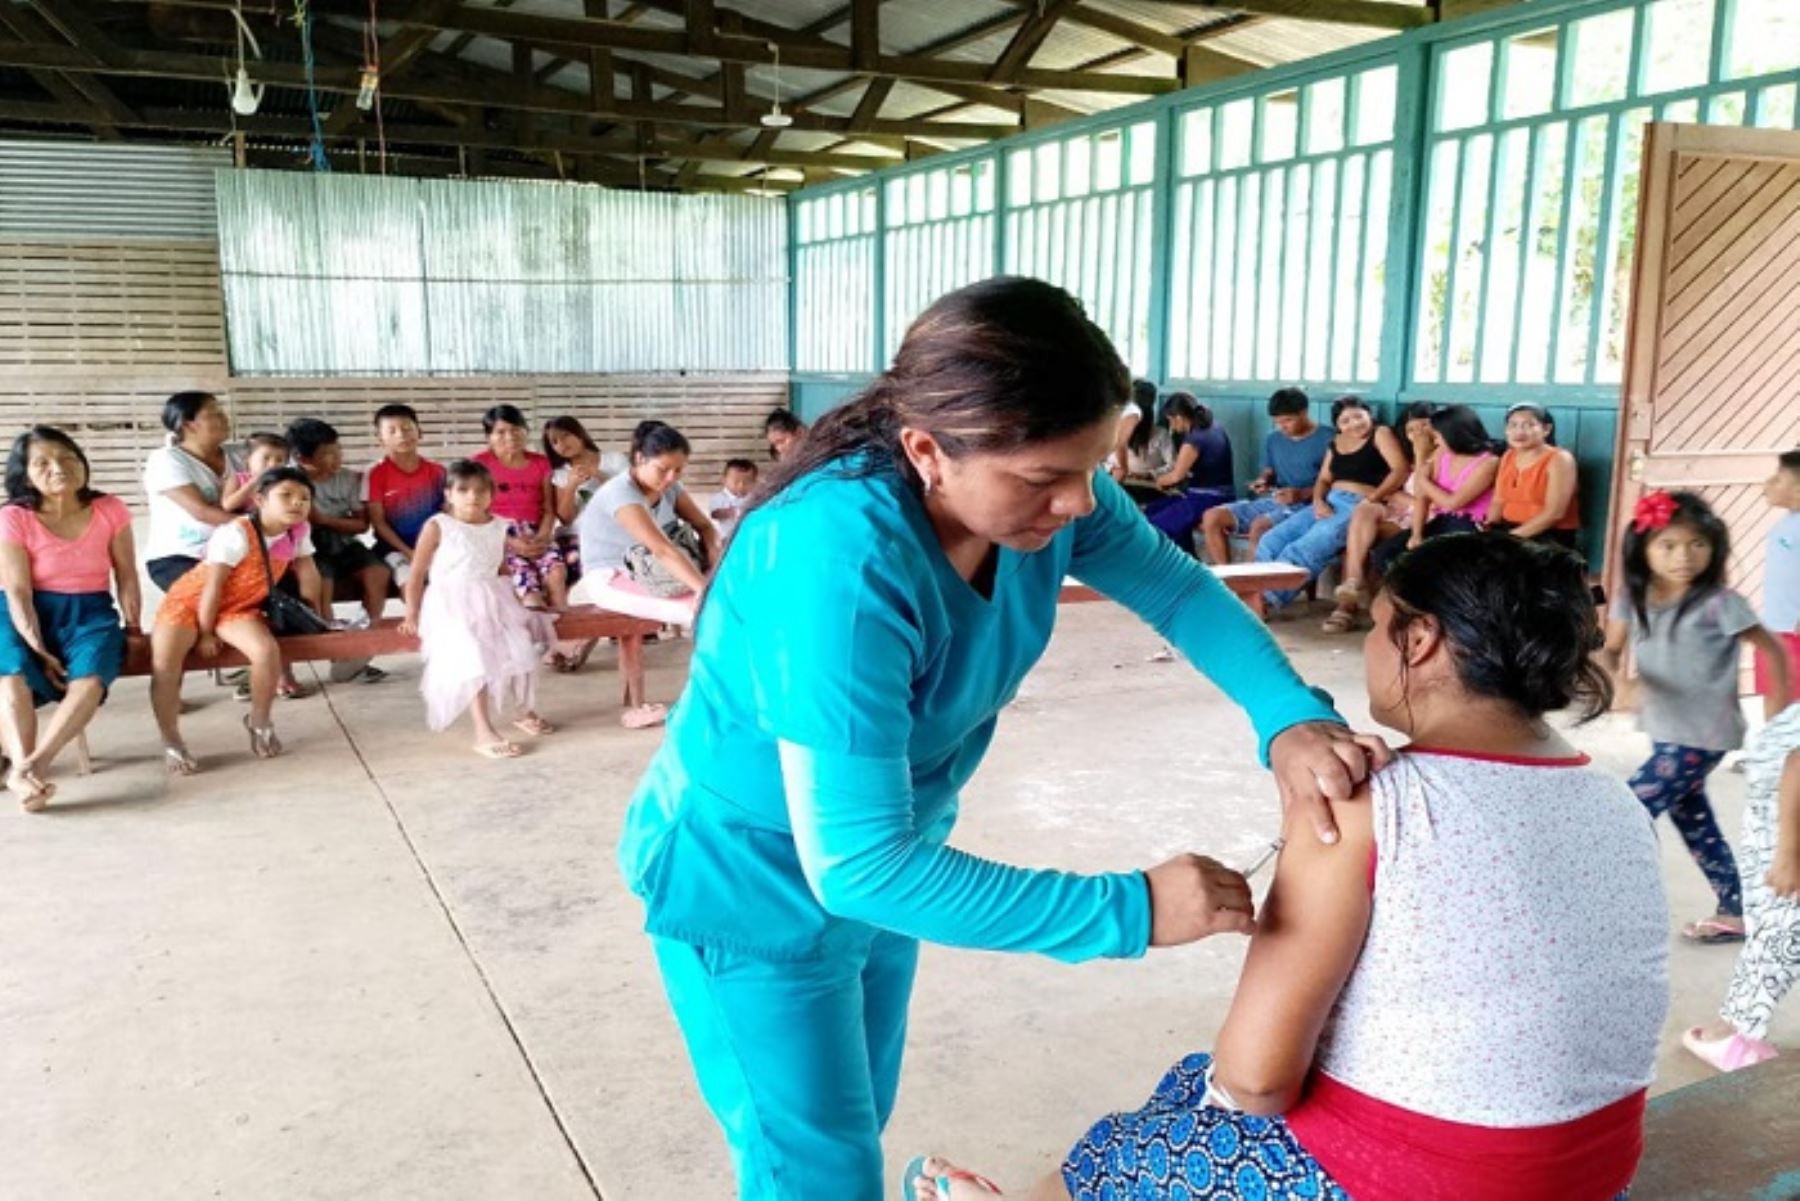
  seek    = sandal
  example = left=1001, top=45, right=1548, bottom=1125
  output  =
left=275, top=680, right=313, bottom=701
left=1681, top=915, right=1746, bottom=943
left=1321, top=604, right=1361, bottom=634
left=474, top=740, right=523, bottom=760
left=1681, top=1026, right=1778, bottom=1072
left=512, top=714, right=557, bottom=737
left=163, top=743, right=199, bottom=776
left=558, top=639, right=599, bottom=673
left=9, top=766, right=53, bottom=812
left=620, top=703, right=668, bottom=730
left=1333, top=579, right=1367, bottom=605
left=243, top=716, right=283, bottom=760
left=902, top=1155, right=1003, bottom=1201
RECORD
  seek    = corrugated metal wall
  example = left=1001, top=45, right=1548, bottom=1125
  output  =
left=0, top=140, right=228, bottom=241
left=216, top=170, right=789, bottom=376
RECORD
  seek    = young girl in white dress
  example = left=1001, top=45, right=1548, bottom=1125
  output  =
left=399, top=459, right=557, bottom=758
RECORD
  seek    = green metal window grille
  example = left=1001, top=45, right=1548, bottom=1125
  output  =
left=1003, top=120, right=1160, bottom=372
left=794, top=186, right=878, bottom=373
left=883, top=158, right=999, bottom=358
left=1412, top=0, right=1800, bottom=391
left=1169, top=63, right=1400, bottom=387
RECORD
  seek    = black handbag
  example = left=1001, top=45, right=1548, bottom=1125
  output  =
left=252, top=520, right=333, bottom=636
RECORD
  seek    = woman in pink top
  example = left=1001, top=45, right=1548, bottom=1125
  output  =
left=471, top=404, right=569, bottom=610
left=1326, top=405, right=1500, bottom=635
left=906, top=534, right=1665, bottom=1201
left=0, top=427, right=140, bottom=811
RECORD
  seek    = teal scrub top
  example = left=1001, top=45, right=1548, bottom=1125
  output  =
left=618, top=460, right=1339, bottom=963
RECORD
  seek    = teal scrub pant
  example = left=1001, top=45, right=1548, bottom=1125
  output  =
left=652, top=931, right=921, bottom=1201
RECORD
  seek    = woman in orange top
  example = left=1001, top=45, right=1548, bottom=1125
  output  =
left=1486, top=402, right=1580, bottom=549
left=152, top=467, right=324, bottom=774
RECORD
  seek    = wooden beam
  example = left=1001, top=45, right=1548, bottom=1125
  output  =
left=849, top=0, right=878, bottom=73
left=1182, top=0, right=1433, bottom=30
left=588, top=46, right=614, bottom=108
left=989, top=0, right=1079, bottom=82
left=1058, top=6, right=1187, bottom=58
left=848, top=76, right=892, bottom=130
left=0, top=2, right=134, bottom=134
left=0, top=40, right=1022, bottom=136
left=1182, top=43, right=1258, bottom=87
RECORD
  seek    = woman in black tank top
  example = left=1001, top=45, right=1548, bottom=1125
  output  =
left=1252, top=397, right=1409, bottom=614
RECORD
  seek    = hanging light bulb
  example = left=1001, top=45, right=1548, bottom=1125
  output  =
left=226, top=0, right=264, bottom=116
left=761, top=42, right=792, bottom=129
left=230, top=64, right=262, bottom=115
left=356, top=67, right=379, bottom=111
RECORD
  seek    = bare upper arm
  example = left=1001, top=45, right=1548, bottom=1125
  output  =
left=1211, top=792, right=1375, bottom=1113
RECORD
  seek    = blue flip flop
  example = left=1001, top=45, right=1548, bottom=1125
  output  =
left=901, top=1155, right=1003, bottom=1200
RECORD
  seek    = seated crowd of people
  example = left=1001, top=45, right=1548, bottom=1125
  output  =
left=1110, top=382, right=1584, bottom=629
left=0, top=396, right=807, bottom=799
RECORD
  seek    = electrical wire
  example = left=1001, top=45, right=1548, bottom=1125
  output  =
left=294, top=0, right=330, bottom=171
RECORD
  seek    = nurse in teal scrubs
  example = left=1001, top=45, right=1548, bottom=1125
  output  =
left=619, top=278, right=1386, bottom=1200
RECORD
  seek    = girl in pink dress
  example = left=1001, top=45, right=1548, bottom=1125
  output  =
left=399, top=459, right=557, bottom=759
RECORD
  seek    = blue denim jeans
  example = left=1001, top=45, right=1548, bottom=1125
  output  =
left=1255, top=489, right=1364, bottom=608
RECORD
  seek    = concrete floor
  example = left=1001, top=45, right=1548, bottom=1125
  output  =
left=1, top=604, right=1791, bottom=1200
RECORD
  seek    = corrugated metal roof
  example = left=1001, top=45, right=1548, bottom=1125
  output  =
left=0, top=139, right=230, bottom=240
left=1205, top=18, right=1392, bottom=68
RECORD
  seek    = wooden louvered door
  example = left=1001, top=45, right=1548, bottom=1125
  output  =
left=1607, top=123, right=1800, bottom=625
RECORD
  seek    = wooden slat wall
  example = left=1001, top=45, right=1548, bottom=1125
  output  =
left=0, top=240, right=228, bottom=368
left=0, top=237, right=785, bottom=508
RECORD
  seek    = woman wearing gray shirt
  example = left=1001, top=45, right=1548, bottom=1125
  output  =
left=574, top=422, right=719, bottom=598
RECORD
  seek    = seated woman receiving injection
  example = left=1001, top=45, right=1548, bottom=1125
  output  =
left=908, top=533, right=1669, bottom=1201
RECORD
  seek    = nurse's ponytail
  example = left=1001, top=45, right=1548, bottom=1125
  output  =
left=741, top=276, right=1129, bottom=519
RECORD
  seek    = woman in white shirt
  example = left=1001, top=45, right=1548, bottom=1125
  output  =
left=142, top=392, right=235, bottom=592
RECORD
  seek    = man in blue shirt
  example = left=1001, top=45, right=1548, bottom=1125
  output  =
left=1201, top=387, right=1333, bottom=565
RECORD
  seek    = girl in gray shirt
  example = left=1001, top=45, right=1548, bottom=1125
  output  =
left=1604, top=490, right=1792, bottom=943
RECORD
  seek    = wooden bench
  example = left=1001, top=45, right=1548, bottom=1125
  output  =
left=61, top=606, right=666, bottom=775
left=117, top=606, right=662, bottom=705
left=1634, top=1056, right=1800, bottom=1198
left=1060, top=562, right=1312, bottom=618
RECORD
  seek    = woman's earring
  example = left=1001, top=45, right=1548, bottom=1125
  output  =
left=922, top=474, right=936, bottom=496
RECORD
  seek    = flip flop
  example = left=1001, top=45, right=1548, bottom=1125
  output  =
left=620, top=703, right=668, bottom=730
left=902, top=1156, right=1003, bottom=1201
left=1681, top=1026, right=1778, bottom=1072
left=474, top=740, right=522, bottom=760
left=513, top=714, right=557, bottom=737
left=1681, top=916, right=1746, bottom=943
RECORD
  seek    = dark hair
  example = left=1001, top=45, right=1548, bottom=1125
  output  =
left=742, top=278, right=1126, bottom=529
left=1267, top=387, right=1309, bottom=418
left=1162, top=392, right=1212, bottom=432
left=1620, top=490, right=1730, bottom=627
left=5, top=426, right=102, bottom=510
left=631, top=420, right=691, bottom=462
left=1330, top=395, right=1371, bottom=427
left=764, top=409, right=805, bottom=436
left=1779, top=449, right=1800, bottom=476
left=253, top=465, right=314, bottom=499
left=162, top=391, right=218, bottom=437
left=1505, top=402, right=1558, bottom=446
left=1429, top=404, right=1499, bottom=457
left=724, top=458, right=758, bottom=476
left=284, top=419, right=338, bottom=460
left=1131, top=378, right=1158, bottom=410
left=542, top=416, right=599, bottom=468
left=445, top=458, right=493, bottom=490
left=244, top=432, right=290, bottom=458
left=1394, top=403, right=1437, bottom=462
left=1382, top=533, right=1612, bottom=722
left=374, top=403, right=420, bottom=429
left=481, top=404, right=530, bottom=434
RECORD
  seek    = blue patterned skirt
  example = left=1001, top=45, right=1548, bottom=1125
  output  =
left=1061, top=1053, right=1348, bottom=1201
